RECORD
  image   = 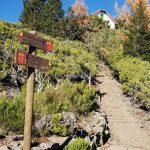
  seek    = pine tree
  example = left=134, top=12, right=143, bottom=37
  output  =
left=125, top=0, right=150, bottom=60
left=41, top=0, right=64, bottom=36
left=20, top=0, right=45, bottom=30
left=62, top=7, right=85, bottom=41
left=20, top=0, right=64, bottom=36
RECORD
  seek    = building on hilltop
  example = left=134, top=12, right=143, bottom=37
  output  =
left=91, top=9, right=117, bottom=29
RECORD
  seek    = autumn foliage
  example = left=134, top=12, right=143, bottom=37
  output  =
left=72, top=0, right=88, bottom=16
left=72, top=0, right=89, bottom=25
left=127, top=0, right=150, bottom=30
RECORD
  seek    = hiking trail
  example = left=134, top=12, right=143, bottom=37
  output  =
left=97, top=62, right=150, bottom=150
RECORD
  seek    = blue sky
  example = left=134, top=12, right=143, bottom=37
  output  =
left=0, top=0, right=125, bottom=22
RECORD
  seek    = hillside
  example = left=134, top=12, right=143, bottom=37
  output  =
left=0, top=0, right=150, bottom=149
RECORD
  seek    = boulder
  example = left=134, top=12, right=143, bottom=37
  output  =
left=12, top=135, right=23, bottom=141
left=76, top=111, right=109, bottom=146
left=11, top=146, right=22, bottom=150
left=31, top=147, right=41, bottom=150
left=61, top=112, right=77, bottom=132
left=6, top=135, right=23, bottom=143
left=35, top=112, right=77, bottom=135
left=35, top=115, right=52, bottom=135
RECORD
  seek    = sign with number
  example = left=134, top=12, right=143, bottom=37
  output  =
left=16, top=51, right=27, bottom=65
left=18, top=31, right=53, bottom=53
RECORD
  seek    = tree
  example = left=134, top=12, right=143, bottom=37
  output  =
left=72, top=0, right=88, bottom=17
left=41, top=0, right=64, bottom=36
left=20, top=0, right=45, bottom=30
left=124, top=0, right=150, bottom=60
left=86, top=15, right=110, bottom=32
left=20, top=0, right=64, bottom=37
left=59, top=7, right=85, bottom=41
left=45, top=39, right=99, bottom=85
left=72, top=0, right=89, bottom=25
left=114, top=1, right=130, bottom=29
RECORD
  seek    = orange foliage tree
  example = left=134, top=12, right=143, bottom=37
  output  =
left=72, top=0, right=88, bottom=16
left=72, top=0, right=89, bottom=25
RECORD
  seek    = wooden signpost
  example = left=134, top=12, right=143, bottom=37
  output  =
left=16, top=31, right=53, bottom=150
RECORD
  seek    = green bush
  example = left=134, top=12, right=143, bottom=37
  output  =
left=51, top=114, right=68, bottom=136
left=34, top=81, right=98, bottom=115
left=0, top=95, right=25, bottom=133
left=115, top=57, right=150, bottom=107
left=64, top=138, right=90, bottom=150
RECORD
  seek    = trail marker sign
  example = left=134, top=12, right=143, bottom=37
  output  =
left=16, top=31, right=54, bottom=150
left=18, top=31, right=53, bottom=53
left=27, top=54, right=52, bottom=71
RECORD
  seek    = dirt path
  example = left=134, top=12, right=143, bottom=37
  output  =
left=96, top=62, right=150, bottom=150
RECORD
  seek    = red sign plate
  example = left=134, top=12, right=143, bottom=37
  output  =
left=16, top=51, right=27, bottom=65
left=18, top=31, right=53, bottom=53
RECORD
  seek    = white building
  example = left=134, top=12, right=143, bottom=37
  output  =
left=91, top=9, right=116, bottom=29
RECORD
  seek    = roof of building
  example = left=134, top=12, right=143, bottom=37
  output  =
left=91, top=9, right=117, bottom=24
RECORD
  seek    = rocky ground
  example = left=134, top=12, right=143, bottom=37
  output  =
left=0, top=111, right=109, bottom=150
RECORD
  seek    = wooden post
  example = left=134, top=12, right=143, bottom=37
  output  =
left=23, top=46, right=36, bottom=150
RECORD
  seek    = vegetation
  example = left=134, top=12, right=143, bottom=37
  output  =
left=115, top=57, right=150, bottom=106
left=21, top=0, right=64, bottom=37
left=0, top=16, right=98, bottom=133
left=51, top=114, right=68, bottom=136
left=34, top=81, right=98, bottom=115
left=87, top=27, right=150, bottom=108
left=85, top=0, right=150, bottom=108
left=0, top=81, right=98, bottom=134
left=0, top=95, right=25, bottom=133
left=64, top=138, right=90, bottom=150
left=124, top=0, right=150, bottom=61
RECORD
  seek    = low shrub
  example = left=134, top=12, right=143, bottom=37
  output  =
left=34, top=81, right=98, bottom=116
left=51, top=114, right=68, bottom=136
left=64, top=138, right=90, bottom=150
left=0, top=80, right=97, bottom=134
left=0, top=95, right=25, bottom=133
left=115, top=57, right=150, bottom=107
